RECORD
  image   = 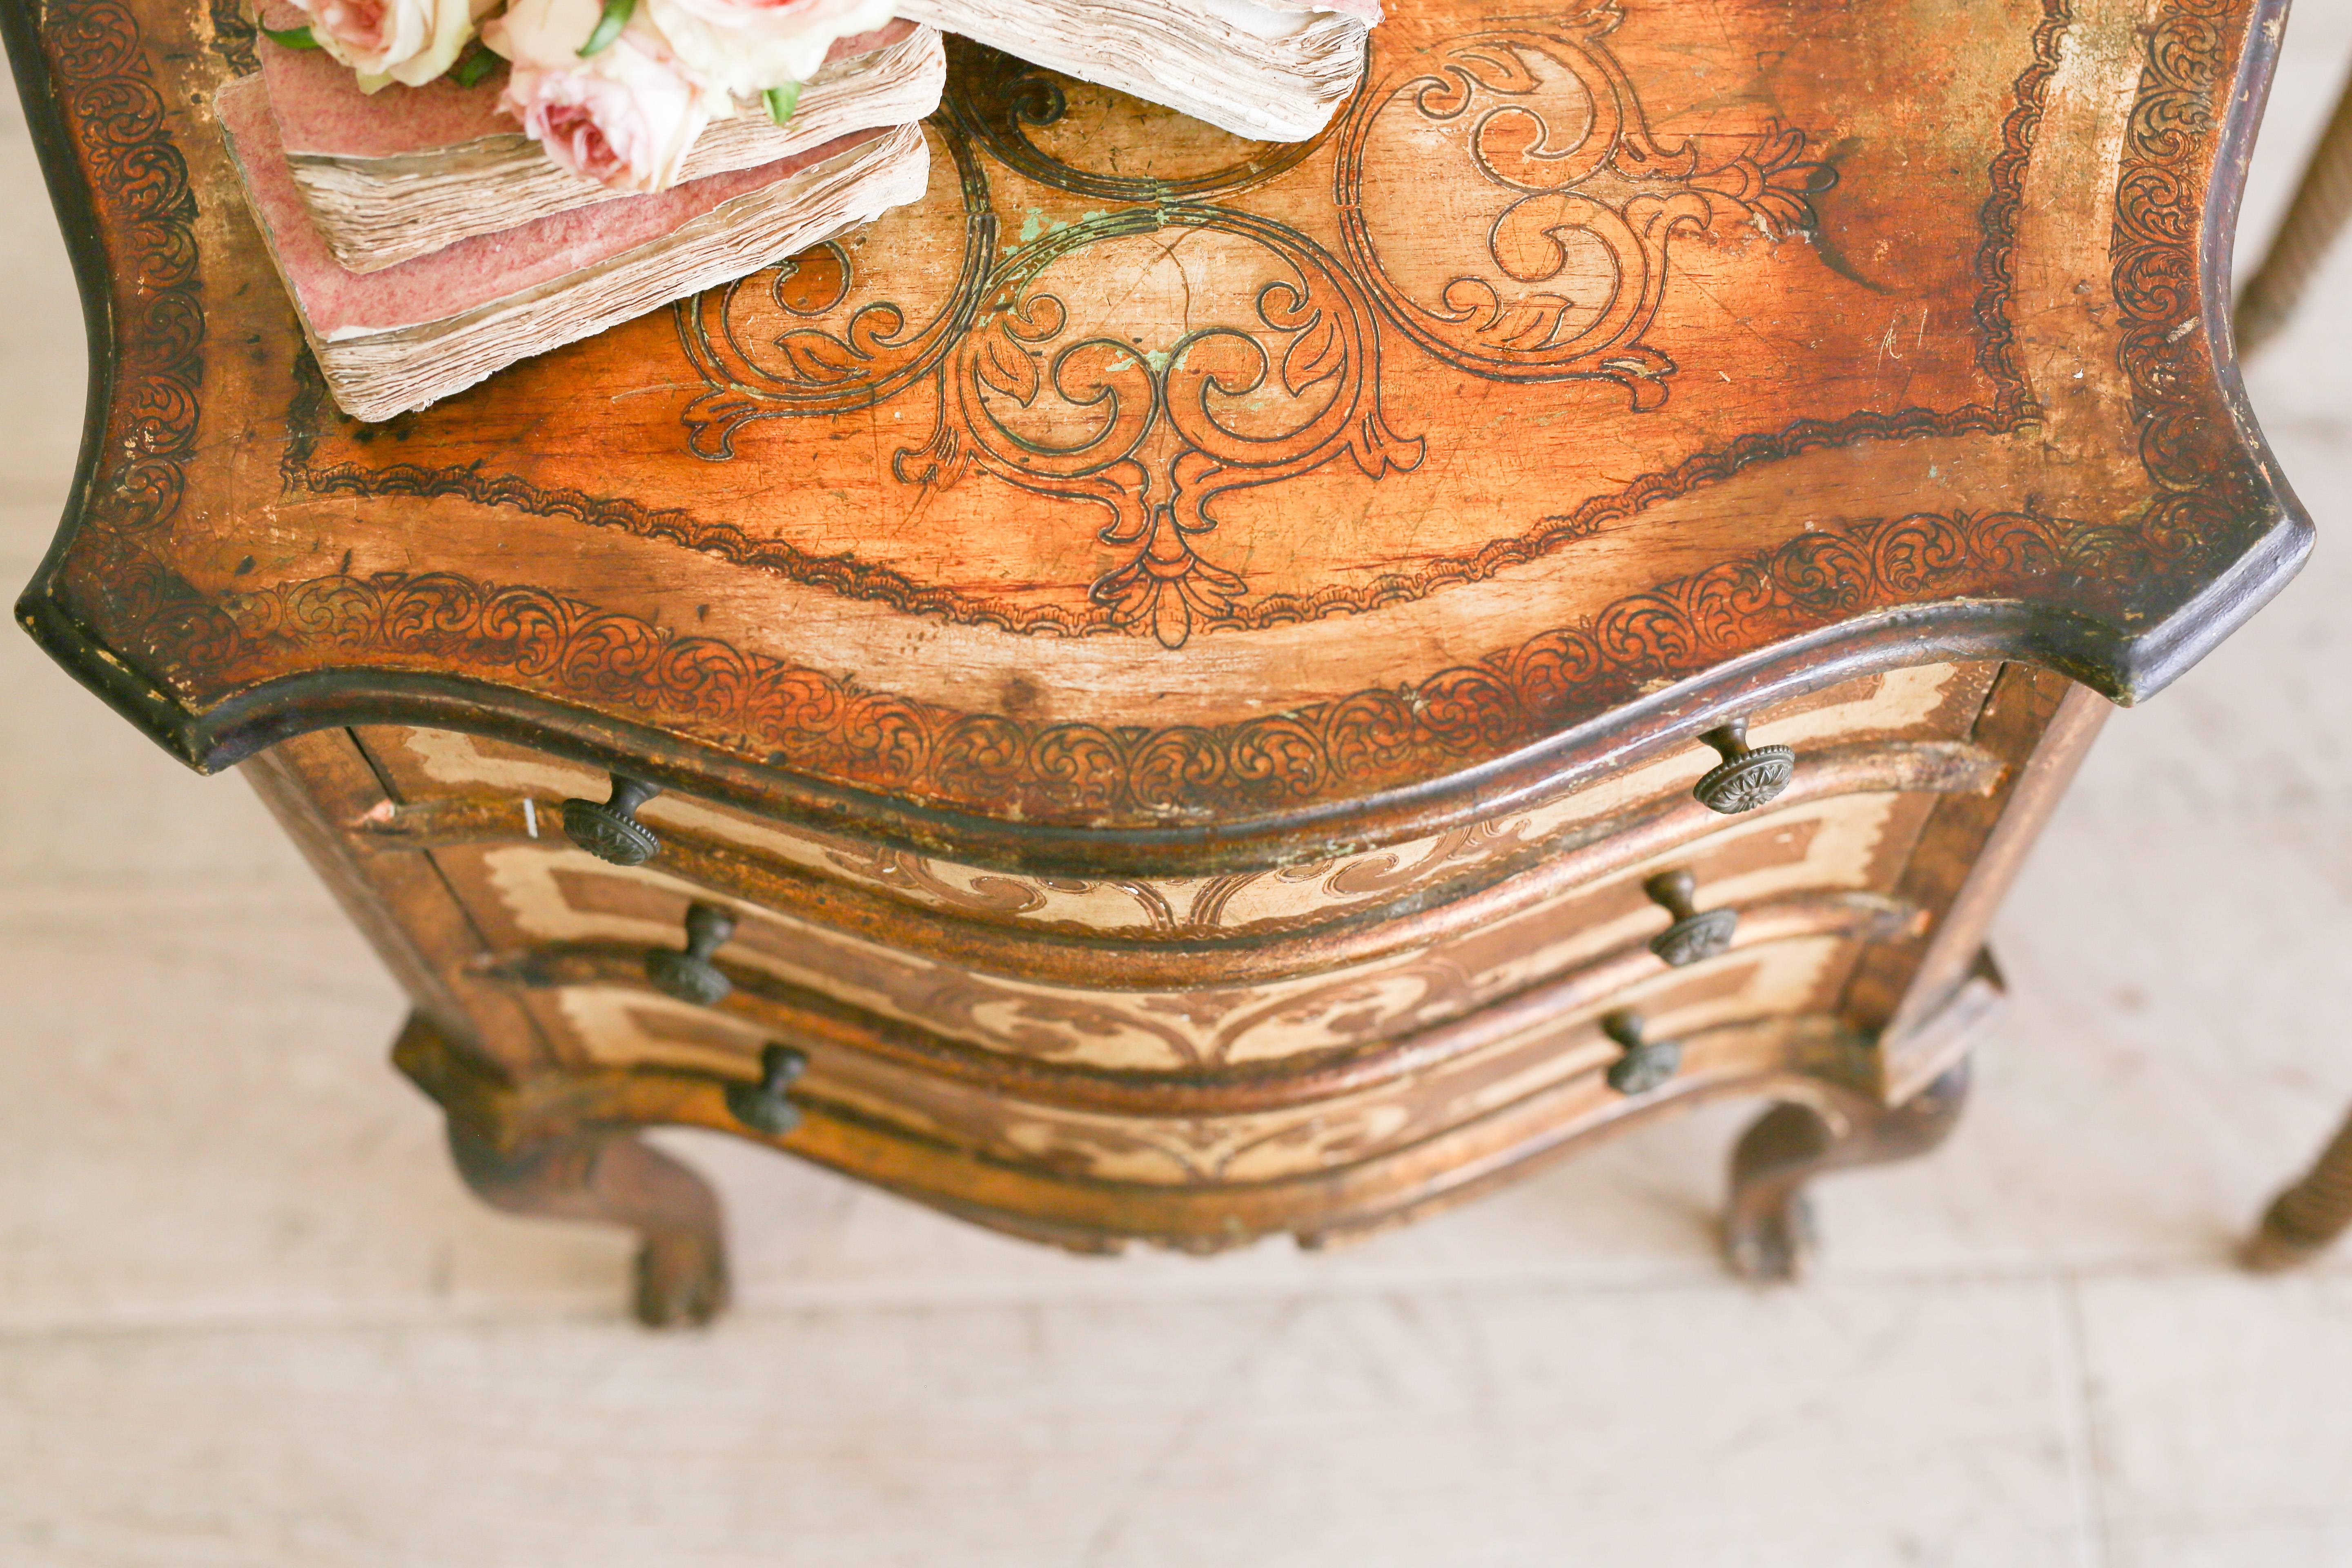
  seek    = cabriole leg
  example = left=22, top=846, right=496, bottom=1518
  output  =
left=2242, top=1107, right=2352, bottom=1273
left=446, top=1119, right=731, bottom=1328
left=1723, top=1060, right=1972, bottom=1283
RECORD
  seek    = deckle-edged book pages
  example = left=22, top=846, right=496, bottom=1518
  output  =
left=895, top=0, right=1379, bottom=140
left=218, top=72, right=931, bottom=421
left=263, top=13, right=948, bottom=272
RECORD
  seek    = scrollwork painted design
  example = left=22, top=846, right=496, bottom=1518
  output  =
left=894, top=205, right=1423, bottom=647
left=996, top=1100, right=1415, bottom=1186
left=2109, top=0, right=2266, bottom=569
left=139, top=505, right=2136, bottom=825
left=812, top=816, right=1541, bottom=939
left=207, top=0, right=258, bottom=74
left=674, top=127, right=998, bottom=457
left=24, top=0, right=209, bottom=661
left=27, top=0, right=2289, bottom=829
left=823, top=843, right=1059, bottom=918
left=1971, top=0, right=2071, bottom=408
left=1334, top=9, right=1833, bottom=408
left=286, top=2, right=2096, bottom=650
left=940, top=35, right=1330, bottom=203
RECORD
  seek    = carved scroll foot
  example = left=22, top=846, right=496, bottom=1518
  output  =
left=446, top=1120, right=731, bottom=1328
left=1722, top=1060, right=1972, bottom=1283
left=2241, top=1107, right=2352, bottom=1273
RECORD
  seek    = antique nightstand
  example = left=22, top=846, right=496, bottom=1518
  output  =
left=6, top=0, right=2306, bottom=1323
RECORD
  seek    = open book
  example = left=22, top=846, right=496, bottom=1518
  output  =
left=899, top=0, right=1376, bottom=141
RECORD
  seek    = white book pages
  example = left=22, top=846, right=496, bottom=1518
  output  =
left=284, top=26, right=947, bottom=273
left=324, top=132, right=930, bottom=420
left=221, top=65, right=933, bottom=423
left=895, top=0, right=1372, bottom=140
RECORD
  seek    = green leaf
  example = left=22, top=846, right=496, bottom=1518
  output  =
left=450, top=40, right=498, bottom=86
left=261, top=21, right=320, bottom=48
left=450, top=40, right=499, bottom=87
left=763, top=81, right=801, bottom=127
left=577, top=0, right=633, bottom=57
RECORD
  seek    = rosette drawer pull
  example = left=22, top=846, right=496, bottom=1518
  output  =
left=1692, top=719, right=1795, bottom=814
left=726, top=1044, right=808, bottom=1136
left=1602, top=1010, right=1682, bottom=1096
left=647, top=902, right=735, bottom=1007
left=1644, top=869, right=1738, bottom=967
left=563, top=772, right=663, bottom=865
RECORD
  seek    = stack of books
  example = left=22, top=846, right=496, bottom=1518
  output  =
left=221, top=0, right=1381, bottom=421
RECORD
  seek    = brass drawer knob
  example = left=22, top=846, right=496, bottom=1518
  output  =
left=563, top=772, right=663, bottom=865
left=647, top=902, right=735, bottom=1007
left=1602, top=1009, right=1682, bottom=1096
left=726, top=1043, right=808, bottom=1136
left=1644, top=869, right=1737, bottom=967
left=1693, top=719, right=1795, bottom=814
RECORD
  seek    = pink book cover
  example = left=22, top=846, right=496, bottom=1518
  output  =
left=216, top=70, right=885, bottom=336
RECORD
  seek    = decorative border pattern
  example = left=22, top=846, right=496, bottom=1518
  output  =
left=2109, top=0, right=2264, bottom=569
left=146, top=507, right=2129, bottom=820
left=1972, top=0, right=2071, bottom=404
left=20, top=0, right=2290, bottom=829
left=282, top=356, right=1043, bottom=628
left=34, top=0, right=204, bottom=616
left=281, top=355, right=2023, bottom=645
left=274, top=1, right=2065, bottom=642
left=1330, top=18, right=1832, bottom=403
left=674, top=125, right=1000, bottom=436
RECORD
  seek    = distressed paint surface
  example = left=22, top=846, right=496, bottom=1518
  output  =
left=7, top=0, right=2305, bottom=855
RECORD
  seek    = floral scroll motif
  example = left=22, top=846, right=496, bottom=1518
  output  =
left=1334, top=7, right=1834, bottom=408
left=664, top=18, right=1834, bottom=646
left=2109, top=0, right=2265, bottom=567
left=893, top=206, right=1423, bottom=648
left=34, top=0, right=2284, bottom=832
left=673, top=68, right=1424, bottom=648
left=674, top=127, right=998, bottom=452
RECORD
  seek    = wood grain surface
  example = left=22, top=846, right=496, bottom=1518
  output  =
left=3, top=0, right=2309, bottom=871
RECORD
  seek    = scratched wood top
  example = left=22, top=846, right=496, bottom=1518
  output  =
left=5, top=0, right=2306, bottom=867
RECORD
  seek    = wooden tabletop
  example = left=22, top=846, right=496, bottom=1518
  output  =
left=4, top=0, right=2306, bottom=869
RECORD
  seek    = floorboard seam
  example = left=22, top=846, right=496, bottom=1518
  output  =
left=2056, top=1270, right=2119, bottom=1568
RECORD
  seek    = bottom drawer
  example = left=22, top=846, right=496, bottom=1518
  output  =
left=541, top=933, right=1862, bottom=1190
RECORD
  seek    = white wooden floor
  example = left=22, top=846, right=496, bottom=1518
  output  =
left=8, top=19, right=2352, bottom=1567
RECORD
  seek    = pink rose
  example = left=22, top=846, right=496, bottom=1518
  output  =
left=486, top=0, right=722, bottom=192
left=291, top=0, right=488, bottom=90
left=644, top=0, right=894, bottom=98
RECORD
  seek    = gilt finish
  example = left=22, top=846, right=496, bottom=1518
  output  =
left=6, top=0, right=2305, bottom=866
left=4, top=0, right=2305, bottom=1320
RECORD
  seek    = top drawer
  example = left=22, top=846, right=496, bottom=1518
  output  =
left=350, top=659, right=1996, bottom=942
